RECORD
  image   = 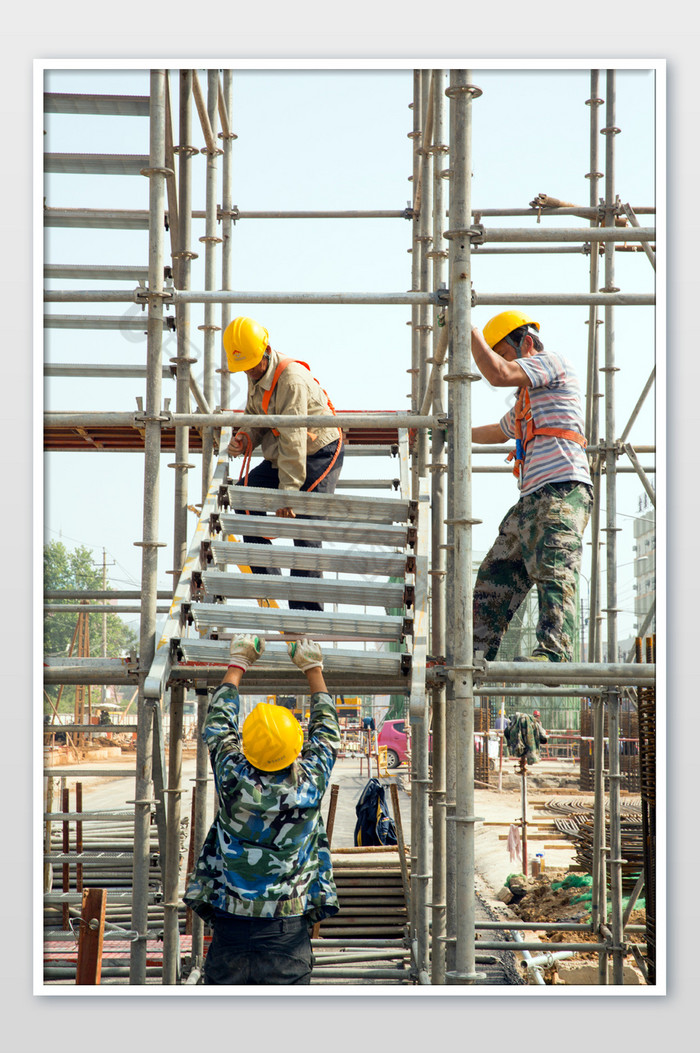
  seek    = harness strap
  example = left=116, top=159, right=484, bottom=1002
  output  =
left=509, top=387, right=587, bottom=482
left=239, top=356, right=343, bottom=500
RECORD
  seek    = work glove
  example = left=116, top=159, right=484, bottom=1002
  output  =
left=287, top=638, right=323, bottom=672
left=228, top=634, right=265, bottom=671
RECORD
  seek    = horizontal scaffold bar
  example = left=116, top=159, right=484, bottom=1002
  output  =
left=450, top=225, right=656, bottom=243
left=45, top=153, right=150, bottom=175
left=45, top=364, right=173, bottom=379
left=42, top=205, right=655, bottom=228
left=44, top=93, right=150, bottom=116
left=187, top=602, right=408, bottom=642
left=44, top=411, right=439, bottom=431
left=44, top=657, right=138, bottom=685
left=474, top=292, right=654, bottom=307
left=44, top=264, right=150, bottom=280
left=44, top=288, right=655, bottom=307
left=45, top=289, right=438, bottom=306
left=476, top=660, right=655, bottom=685
left=44, top=314, right=173, bottom=331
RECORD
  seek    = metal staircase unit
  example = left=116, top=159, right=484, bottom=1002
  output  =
left=146, top=428, right=422, bottom=697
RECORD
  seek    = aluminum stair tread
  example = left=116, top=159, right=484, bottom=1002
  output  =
left=177, top=637, right=407, bottom=674
left=187, top=602, right=408, bottom=641
left=201, top=569, right=406, bottom=608
left=210, top=540, right=409, bottom=577
left=225, top=485, right=412, bottom=524
left=218, top=512, right=409, bottom=547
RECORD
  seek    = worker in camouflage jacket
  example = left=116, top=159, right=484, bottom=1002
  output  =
left=184, top=634, right=340, bottom=985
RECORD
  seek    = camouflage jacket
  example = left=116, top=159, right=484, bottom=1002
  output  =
left=183, top=685, right=341, bottom=925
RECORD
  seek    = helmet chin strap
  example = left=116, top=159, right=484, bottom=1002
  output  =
left=505, top=334, right=526, bottom=358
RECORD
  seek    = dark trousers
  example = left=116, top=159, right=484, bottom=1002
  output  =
left=234, top=439, right=343, bottom=611
left=203, top=914, right=313, bottom=986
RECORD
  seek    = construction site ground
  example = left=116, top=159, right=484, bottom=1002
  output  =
left=45, top=739, right=648, bottom=988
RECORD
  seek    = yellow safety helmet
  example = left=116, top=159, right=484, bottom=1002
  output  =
left=482, top=311, right=540, bottom=350
left=223, top=316, right=270, bottom=373
left=241, top=702, right=304, bottom=772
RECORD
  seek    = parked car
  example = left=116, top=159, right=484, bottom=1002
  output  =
left=378, top=719, right=433, bottom=769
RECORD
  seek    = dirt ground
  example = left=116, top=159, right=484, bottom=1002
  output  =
left=45, top=744, right=650, bottom=985
left=468, top=756, right=649, bottom=984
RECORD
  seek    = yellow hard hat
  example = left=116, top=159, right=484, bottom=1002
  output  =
left=223, top=316, right=270, bottom=372
left=482, top=311, right=540, bottom=350
left=241, top=702, right=303, bottom=772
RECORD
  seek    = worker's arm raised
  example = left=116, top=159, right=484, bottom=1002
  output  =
left=471, top=327, right=532, bottom=388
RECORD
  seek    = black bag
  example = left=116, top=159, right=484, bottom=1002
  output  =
left=353, top=778, right=398, bottom=847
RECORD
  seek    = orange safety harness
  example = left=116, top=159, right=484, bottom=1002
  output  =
left=237, top=356, right=343, bottom=494
left=507, top=386, right=587, bottom=484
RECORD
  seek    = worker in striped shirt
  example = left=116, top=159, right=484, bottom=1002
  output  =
left=470, top=311, right=593, bottom=664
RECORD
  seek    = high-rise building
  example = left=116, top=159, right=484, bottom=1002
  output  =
left=633, top=496, right=656, bottom=635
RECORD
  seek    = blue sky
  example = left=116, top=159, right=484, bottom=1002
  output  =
left=42, top=63, right=658, bottom=641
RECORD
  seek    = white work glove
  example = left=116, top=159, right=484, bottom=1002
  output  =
left=287, top=638, right=324, bottom=672
left=228, top=634, right=265, bottom=671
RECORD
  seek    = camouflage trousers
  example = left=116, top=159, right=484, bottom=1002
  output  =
left=473, top=481, right=593, bottom=662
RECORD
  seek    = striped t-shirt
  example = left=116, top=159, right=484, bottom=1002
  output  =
left=499, top=350, right=591, bottom=496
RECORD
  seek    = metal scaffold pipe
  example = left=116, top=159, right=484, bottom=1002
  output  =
left=429, top=66, right=448, bottom=987
left=45, top=411, right=441, bottom=430
left=130, top=69, right=167, bottom=987
left=409, top=69, right=433, bottom=982
left=445, top=68, right=481, bottom=987
left=200, top=70, right=221, bottom=502
left=45, top=288, right=654, bottom=307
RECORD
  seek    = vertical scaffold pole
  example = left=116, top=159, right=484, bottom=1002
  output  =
left=416, top=70, right=433, bottom=482
left=409, top=69, right=434, bottom=979
left=130, top=68, right=167, bottom=985
left=429, top=66, right=448, bottom=986
left=602, top=69, right=620, bottom=665
left=607, top=686, right=625, bottom=983
left=220, top=70, right=235, bottom=412
left=190, top=689, right=211, bottom=969
left=200, top=70, right=222, bottom=502
left=409, top=71, right=423, bottom=502
left=162, top=74, right=197, bottom=985
left=445, top=69, right=482, bottom=985
left=443, top=75, right=457, bottom=978
left=162, top=684, right=184, bottom=983
left=172, top=70, right=195, bottom=589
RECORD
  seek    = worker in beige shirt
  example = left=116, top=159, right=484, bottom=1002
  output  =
left=224, top=316, right=344, bottom=612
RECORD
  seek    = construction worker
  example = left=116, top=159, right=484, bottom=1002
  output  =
left=224, top=316, right=344, bottom=611
left=184, top=634, right=340, bottom=986
left=470, top=311, right=592, bottom=664
left=532, top=709, right=548, bottom=743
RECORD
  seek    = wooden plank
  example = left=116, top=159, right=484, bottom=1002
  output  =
left=75, top=888, right=107, bottom=985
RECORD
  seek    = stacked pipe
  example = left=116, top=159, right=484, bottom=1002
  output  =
left=636, top=634, right=656, bottom=983
left=318, top=849, right=410, bottom=941
left=310, top=847, right=412, bottom=982
left=572, top=816, right=645, bottom=892
left=44, top=821, right=188, bottom=933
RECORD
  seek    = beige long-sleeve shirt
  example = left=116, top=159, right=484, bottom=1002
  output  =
left=238, top=349, right=341, bottom=491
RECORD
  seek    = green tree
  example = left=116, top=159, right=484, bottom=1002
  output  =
left=44, top=541, right=138, bottom=712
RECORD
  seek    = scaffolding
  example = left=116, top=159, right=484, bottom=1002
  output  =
left=42, top=66, right=658, bottom=988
